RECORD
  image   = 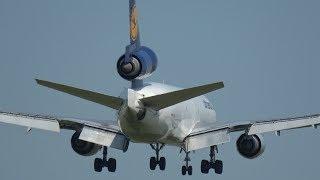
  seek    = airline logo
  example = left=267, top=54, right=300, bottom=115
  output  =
left=130, top=5, right=138, bottom=42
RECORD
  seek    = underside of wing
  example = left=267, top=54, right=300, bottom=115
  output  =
left=246, top=114, right=320, bottom=135
left=186, top=113, right=320, bottom=151
left=0, top=111, right=129, bottom=152
left=0, top=111, right=61, bottom=132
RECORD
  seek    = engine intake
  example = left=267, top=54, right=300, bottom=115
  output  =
left=236, top=134, right=265, bottom=159
left=117, top=46, right=158, bottom=80
left=71, top=131, right=101, bottom=156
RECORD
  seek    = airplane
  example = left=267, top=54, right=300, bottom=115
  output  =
left=0, top=0, right=319, bottom=176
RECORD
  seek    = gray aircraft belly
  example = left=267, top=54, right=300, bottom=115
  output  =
left=118, top=82, right=217, bottom=146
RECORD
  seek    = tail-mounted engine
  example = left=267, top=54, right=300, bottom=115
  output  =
left=236, top=134, right=265, bottom=159
left=71, top=131, right=102, bottom=156
left=117, top=46, right=158, bottom=81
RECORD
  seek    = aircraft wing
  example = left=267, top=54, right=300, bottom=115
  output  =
left=0, top=111, right=129, bottom=151
left=185, top=114, right=320, bottom=151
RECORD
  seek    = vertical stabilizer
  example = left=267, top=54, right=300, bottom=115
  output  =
left=117, top=0, right=157, bottom=87
left=129, top=0, right=141, bottom=49
left=128, top=0, right=143, bottom=88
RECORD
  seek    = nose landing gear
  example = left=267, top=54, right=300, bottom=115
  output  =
left=201, top=146, right=223, bottom=175
left=181, top=151, right=192, bottom=175
left=149, top=143, right=166, bottom=171
left=94, top=147, right=117, bottom=173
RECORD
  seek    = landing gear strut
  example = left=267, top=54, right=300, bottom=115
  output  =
left=181, top=151, right=193, bottom=175
left=149, top=143, right=166, bottom=171
left=94, top=147, right=116, bottom=172
left=201, top=146, right=223, bottom=174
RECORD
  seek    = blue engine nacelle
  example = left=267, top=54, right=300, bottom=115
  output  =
left=117, top=46, right=158, bottom=81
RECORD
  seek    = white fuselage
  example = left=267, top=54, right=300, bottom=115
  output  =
left=117, top=82, right=217, bottom=146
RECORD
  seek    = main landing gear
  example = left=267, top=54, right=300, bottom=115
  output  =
left=149, top=143, right=166, bottom=171
left=94, top=147, right=116, bottom=173
left=181, top=151, right=193, bottom=176
left=201, top=146, right=223, bottom=175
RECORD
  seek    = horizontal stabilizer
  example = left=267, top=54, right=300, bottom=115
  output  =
left=36, top=79, right=124, bottom=110
left=141, top=82, right=224, bottom=111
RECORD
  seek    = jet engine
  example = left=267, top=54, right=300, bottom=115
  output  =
left=71, top=131, right=102, bottom=156
left=117, top=46, right=158, bottom=80
left=236, top=134, right=265, bottom=159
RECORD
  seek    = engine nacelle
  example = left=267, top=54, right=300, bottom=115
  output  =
left=117, top=46, right=158, bottom=80
left=71, top=131, right=102, bottom=156
left=236, top=134, right=265, bottom=159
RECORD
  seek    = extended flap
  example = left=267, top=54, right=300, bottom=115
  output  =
left=185, top=128, right=230, bottom=151
left=79, top=126, right=129, bottom=152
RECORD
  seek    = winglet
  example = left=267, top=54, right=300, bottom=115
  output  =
left=141, top=82, right=224, bottom=111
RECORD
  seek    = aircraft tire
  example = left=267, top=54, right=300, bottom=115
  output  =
left=159, top=157, right=166, bottom=170
left=214, top=160, right=223, bottom=174
left=107, top=158, right=116, bottom=172
left=187, top=166, right=193, bottom=175
left=150, top=157, right=157, bottom=170
left=182, top=166, right=187, bottom=175
left=94, top=158, right=103, bottom=172
left=201, top=160, right=210, bottom=174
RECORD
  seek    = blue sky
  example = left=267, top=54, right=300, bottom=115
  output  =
left=0, top=0, right=319, bottom=179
